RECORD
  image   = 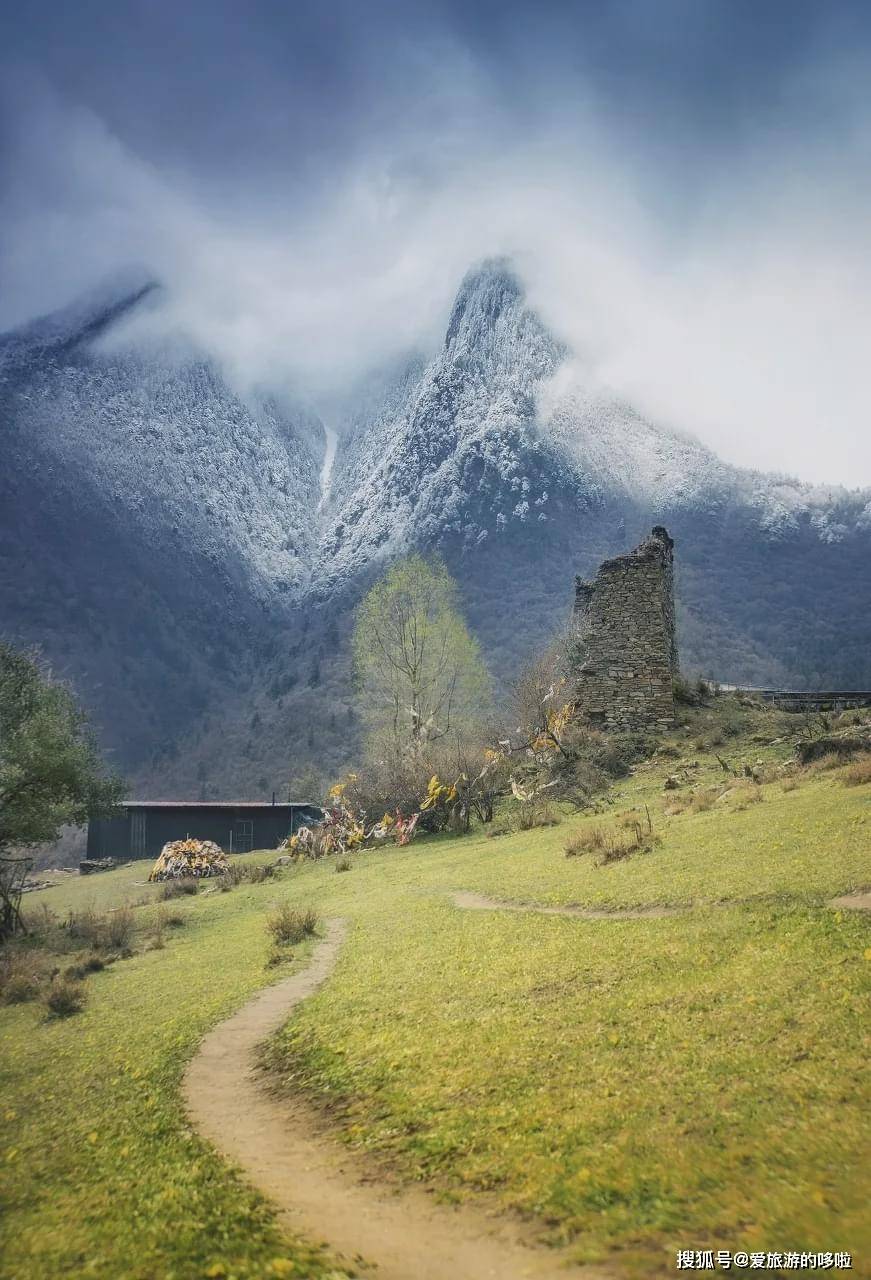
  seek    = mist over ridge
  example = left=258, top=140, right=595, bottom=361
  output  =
left=2, top=0, right=871, bottom=485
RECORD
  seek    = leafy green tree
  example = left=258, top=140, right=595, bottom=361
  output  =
left=353, top=555, right=490, bottom=755
left=0, top=644, right=125, bottom=854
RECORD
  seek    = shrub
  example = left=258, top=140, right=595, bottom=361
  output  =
left=797, top=736, right=871, bottom=765
left=221, top=864, right=246, bottom=888
left=105, top=907, right=135, bottom=950
left=44, top=978, right=87, bottom=1018
left=335, top=857, right=352, bottom=873
left=518, top=802, right=561, bottom=830
left=64, top=905, right=135, bottom=951
left=3, top=971, right=42, bottom=1004
left=596, top=839, right=634, bottom=866
left=64, top=907, right=103, bottom=946
left=842, top=755, right=871, bottom=787
left=64, top=953, right=105, bottom=981
left=222, top=861, right=277, bottom=888
left=266, top=904, right=319, bottom=946
left=674, top=675, right=714, bottom=707
left=673, top=675, right=700, bottom=706
left=805, top=752, right=845, bottom=774
left=780, top=776, right=799, bottom=792
left=1, top=954, right=43, bottom=1004
left=689, top=790, right=716, bottom=814
left=593, top=736, right=650, bottom=779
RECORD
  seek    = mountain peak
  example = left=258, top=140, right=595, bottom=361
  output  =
left=445, top=258, right=523, bottom=347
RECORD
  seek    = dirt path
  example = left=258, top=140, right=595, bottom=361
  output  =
left=829, top=891, right=871, bottom=911
left=183, top=918, right=607, bottom=1280
left=452, top=890, right=681, bottom=919
left=454, top=890, right=871, bottom=919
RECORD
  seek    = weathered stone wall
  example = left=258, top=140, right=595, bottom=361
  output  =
left=572, top=527, right=677, bottom=730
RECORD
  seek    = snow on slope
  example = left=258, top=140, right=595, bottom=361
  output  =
left=8, top=259, right=864, bottom=615
left=312, top=261, right=571, bottom=590
left=3, top=258, right=870, bottom=784
left=2, top=287, right=325, bottom=603
left=313, top=258, right=870, bottom=594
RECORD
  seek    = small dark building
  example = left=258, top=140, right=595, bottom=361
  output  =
left=87, top=801, right=322, bottom=862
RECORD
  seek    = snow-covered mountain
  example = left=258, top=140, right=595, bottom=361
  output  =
left=319, top=259, right=869, bottom=565
left=0, top=281, right=324, bottom=776
left=316, top=260, right=871, bottom=688
left=2, top=260, right=869, bottom=792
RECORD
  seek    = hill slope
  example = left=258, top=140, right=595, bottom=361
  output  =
left=4, top=703, right=868, bottom=1277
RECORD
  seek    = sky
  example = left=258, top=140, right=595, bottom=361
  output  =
left=1, top=0, right=869, bottom=485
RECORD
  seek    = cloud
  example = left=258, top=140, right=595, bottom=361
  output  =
left=1, top=17, right=869, bottom=487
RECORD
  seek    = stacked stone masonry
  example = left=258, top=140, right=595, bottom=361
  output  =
left=572, top=527, right=678, bottom=731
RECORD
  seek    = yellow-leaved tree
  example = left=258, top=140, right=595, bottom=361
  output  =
left=352, top=555, right=490, bottom=758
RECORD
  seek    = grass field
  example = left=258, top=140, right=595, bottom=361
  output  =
left=2, top=701, right=869, bottom=1278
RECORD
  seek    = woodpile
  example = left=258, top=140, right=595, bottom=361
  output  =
left=148, top=838, right=229, bottom=881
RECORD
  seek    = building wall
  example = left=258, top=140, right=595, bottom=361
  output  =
left=86, top=805, right=322, bottom=861
left=572, top=527, right=677, bottom=731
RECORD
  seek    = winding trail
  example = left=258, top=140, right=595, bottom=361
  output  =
left=183, top=892, right=868, bottom=1277
left=829, top=891, right=871, bottom=911
left=454, top=889, right=871, bottom=919
left=452, top=890, right=681, bottom=919
left=183, top=918, right=607, bottom=1280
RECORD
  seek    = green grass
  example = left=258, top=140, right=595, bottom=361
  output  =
left=2, top=703, right=870, bottom=1278
left=1, top=871, right=352, bottom=1280
left=448, top=762, right=870, bottom=910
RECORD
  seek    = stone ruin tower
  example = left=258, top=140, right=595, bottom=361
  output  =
left=572, top=527, right=678, bottom=731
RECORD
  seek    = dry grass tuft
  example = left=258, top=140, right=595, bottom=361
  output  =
left=63, top=905, right=135, bottom=951
left=221, top=862, right=277, bottom=890
left=266, top=904, right=319, bottom=946
left=158, top=878, right=199, bottom=900
left=105, top=906, right=135, bottom=950
left=0, top=952, right=44, bottom=1004
left=564, top=826, right=606, bottom=858
left=565, top=811, right=659, bottom=866
left=842, top=755, right=871, bottom=787
left=518, top=803, right=561, bottom=830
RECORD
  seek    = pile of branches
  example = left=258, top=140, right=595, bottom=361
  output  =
left=286, top=781, right=421, bottom=859
left=148, top=838, right=229, bottom=881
